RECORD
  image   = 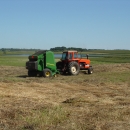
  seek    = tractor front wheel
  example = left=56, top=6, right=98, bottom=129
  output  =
left=43, top=69, right=52, bottom=78
left=68, top=62, right=80, bottom=75
left=88, top=67, right=93, bottom=74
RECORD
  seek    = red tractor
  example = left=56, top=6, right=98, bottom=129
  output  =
left=56, top=50, right=93, bottom=75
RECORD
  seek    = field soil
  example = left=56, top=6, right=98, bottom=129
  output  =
left=0, top=63, right=130, bottom=130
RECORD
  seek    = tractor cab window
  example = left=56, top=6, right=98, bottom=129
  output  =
left=61, top=52, right=72, bottom=60
left=61, top=52, right=67, bottom=60
left=74, top=53, right=78, bottom=58
left=68, top=53, right=72, bottom=59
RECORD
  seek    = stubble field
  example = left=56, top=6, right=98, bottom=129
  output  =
left=0, top=63, right=130, bottom=130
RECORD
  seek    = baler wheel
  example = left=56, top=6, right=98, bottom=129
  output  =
left=43, top=69, right=52, bottom=77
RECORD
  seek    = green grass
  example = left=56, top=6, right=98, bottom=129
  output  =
left=94, top=71, right=130, bottom=83
left=0, top=56, right=130, bottom=67
left=91, top=56, right=130, bottom=64
left=87, top=49, right=130, bottom=54
left=0, top=50, right=35, bottom=56
left=0, top=56, right=27, bottom=67
left=0, top=50, right=130, bottom=67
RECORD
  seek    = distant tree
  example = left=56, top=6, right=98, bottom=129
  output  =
left=50, top=46, right=67, bottom=52
left=50, top=46, right=88, bottom=52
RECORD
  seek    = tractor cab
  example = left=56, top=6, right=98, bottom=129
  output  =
left=61, top=50, right=78, bottom=61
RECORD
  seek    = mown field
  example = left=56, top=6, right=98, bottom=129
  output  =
left=0, top=50, right=130, bottom=130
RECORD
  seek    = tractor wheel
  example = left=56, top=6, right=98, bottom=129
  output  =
left=43, top=69, right=52, bottom=78
left=88, top=67, right=93, bottom=74
left=56, top=61, right=65, bottom=74
left=68, top=61, right=80, bottom=75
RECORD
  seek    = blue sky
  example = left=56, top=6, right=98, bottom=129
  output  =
left=0, top=0, right=130, bottom=50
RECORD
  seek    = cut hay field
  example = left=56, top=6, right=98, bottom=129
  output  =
left=0, top=50, right=130, bottom=130
left=0, top=62, right=130, bottom=130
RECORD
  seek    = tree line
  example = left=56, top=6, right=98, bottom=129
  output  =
left=0, top=47, right=105, bottom=53
left=0, top=48, right=40, bottom=51
left=0, top=47, right=88, bottom=52
left=50, top=46, right=88, bottom=52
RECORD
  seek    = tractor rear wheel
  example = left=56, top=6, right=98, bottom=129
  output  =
left=68, top=62, right=80, bottom=75
left=56, top=61, right=66, bottom=74
left=43, top=69, right=52, bottom=77
left=88, top=67, right=93, bottom=74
